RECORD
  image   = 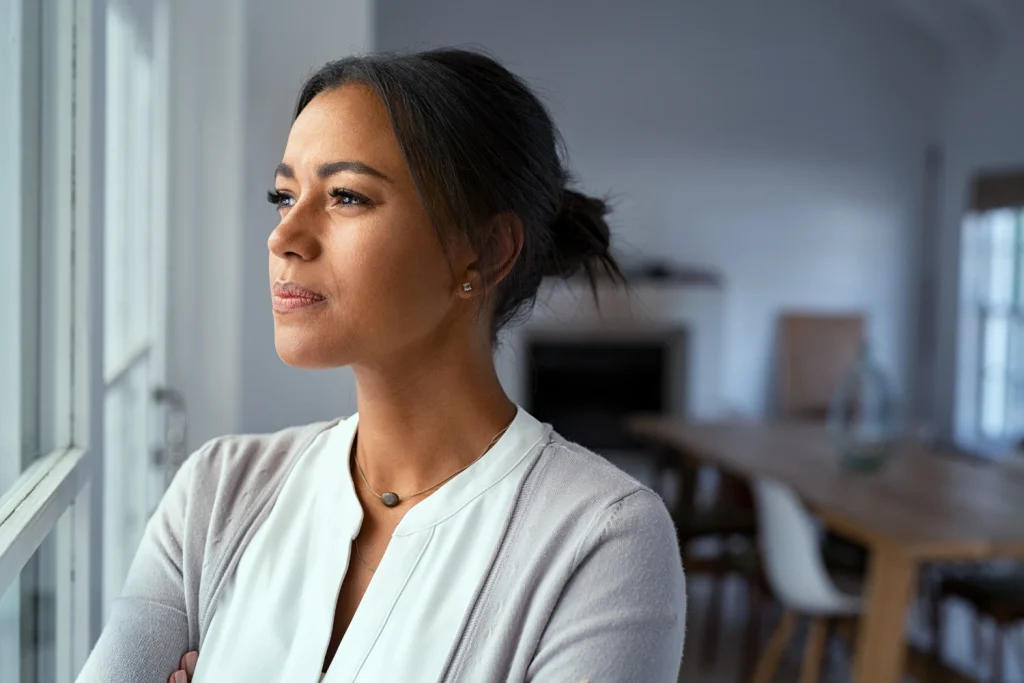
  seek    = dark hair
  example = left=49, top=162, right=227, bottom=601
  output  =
left=294, top=48, right=622, bottom=335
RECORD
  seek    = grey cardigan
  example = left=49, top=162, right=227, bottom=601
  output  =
left=77, top=420, right=686, bottom=682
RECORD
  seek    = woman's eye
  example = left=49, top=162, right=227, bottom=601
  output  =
left=267, top=190, right=295, bottom=209
left=329, top=188, right=372, bottom=207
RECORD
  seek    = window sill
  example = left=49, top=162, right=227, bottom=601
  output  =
left=0, top=448, right=87, bottom=592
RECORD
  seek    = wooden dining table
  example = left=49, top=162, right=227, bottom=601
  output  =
left=628, top=416, right=1024, bottom=683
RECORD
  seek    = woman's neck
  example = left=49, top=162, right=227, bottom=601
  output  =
left=350, top=341, right=516, bottom=498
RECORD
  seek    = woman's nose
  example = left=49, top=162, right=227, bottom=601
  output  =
left=268, top=206, right=322, bottom=261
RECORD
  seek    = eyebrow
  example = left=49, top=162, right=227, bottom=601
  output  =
left=274, top=161, right=390, bottom=182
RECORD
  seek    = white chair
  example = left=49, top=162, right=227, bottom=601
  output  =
left=750, top=477, right=862, bottom=683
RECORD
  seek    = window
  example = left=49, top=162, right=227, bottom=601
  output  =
left=957, top=171, right=1024, bottom=449
left=975, top=210, right=1024, bottom=438
left=2, top=0, right=175, bottom=676
left=0, top=0, right=107, bottom=679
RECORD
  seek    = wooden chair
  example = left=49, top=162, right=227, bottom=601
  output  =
left=659, top=442, right=764, bottom=680
left=775, top=312, right=865, bottom=422
left=931, top=568, right=1024, bottom=682
left=930, top=450, right=1024, bottom=681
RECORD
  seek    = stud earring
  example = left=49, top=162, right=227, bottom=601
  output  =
left=462, top=282, right=473, bottom=292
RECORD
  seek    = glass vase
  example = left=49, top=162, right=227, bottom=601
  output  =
left=827, top=341, right=900, bottom=472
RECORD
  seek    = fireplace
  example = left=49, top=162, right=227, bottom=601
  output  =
left=525, top=330, right=687, bottom=455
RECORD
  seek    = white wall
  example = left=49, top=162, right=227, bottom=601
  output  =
left=238, top=0, right=373, bottom=434
left=936, top=36, right=1024, bottom=440
left=378, top=0, right=944, bottom=417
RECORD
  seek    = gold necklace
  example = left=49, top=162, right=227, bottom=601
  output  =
left=353, top=419, right=513, bottom=508
left=353, top=538, right=377, bottom=573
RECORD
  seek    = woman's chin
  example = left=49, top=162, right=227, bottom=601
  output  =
left=274, top=329, right=349, bottom=369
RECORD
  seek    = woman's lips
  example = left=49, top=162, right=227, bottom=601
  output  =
left=272, top=281, right=327, bottom=313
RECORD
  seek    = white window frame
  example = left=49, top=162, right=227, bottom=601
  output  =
left=956, top=206, right=1024, bottom=455
left=0, top=0, right=107, bottom=679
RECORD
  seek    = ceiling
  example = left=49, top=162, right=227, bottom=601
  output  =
left=889, top=0, right=1024, bottom=52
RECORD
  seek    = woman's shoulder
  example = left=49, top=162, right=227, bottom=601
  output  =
left=150, top=420, right=343, bottom=626
left=448, top=434, right=685, bottom=680
left=170, top=419, right=343, bottom=549
left=186, top=419, right=342, bottom=486
left=531, top=433, right=665, bottom=512
left=520, top=433, right=679, bottom=557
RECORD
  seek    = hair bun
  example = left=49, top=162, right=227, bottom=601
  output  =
left=544, top=189, right=617, bottom=280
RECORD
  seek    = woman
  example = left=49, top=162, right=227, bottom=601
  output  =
left=79, top=49, right=686, bottom=683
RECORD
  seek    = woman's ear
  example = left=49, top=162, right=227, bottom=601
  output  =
left=483, top=212, right=524, bottom=288
left=454, top=213, right=523, bottom=299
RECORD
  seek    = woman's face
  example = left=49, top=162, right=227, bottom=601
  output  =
left=268, top=84, right=472, bottom=369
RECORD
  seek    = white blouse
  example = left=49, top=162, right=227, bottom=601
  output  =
left=191, top=408, right=546, bottom=683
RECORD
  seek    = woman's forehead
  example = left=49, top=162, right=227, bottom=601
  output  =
left=282, top=85, right=403, bottom=177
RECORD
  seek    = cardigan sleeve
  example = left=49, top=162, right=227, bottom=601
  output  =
left=526, top=489, right=687, bottom=683
left=75, top=452, right=198, bottom=682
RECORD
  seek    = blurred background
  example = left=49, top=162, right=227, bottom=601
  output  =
left=2, top=0, right=1024, bottom=681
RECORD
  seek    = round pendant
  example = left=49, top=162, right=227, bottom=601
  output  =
left=381, top=492, right=400, bottom=507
